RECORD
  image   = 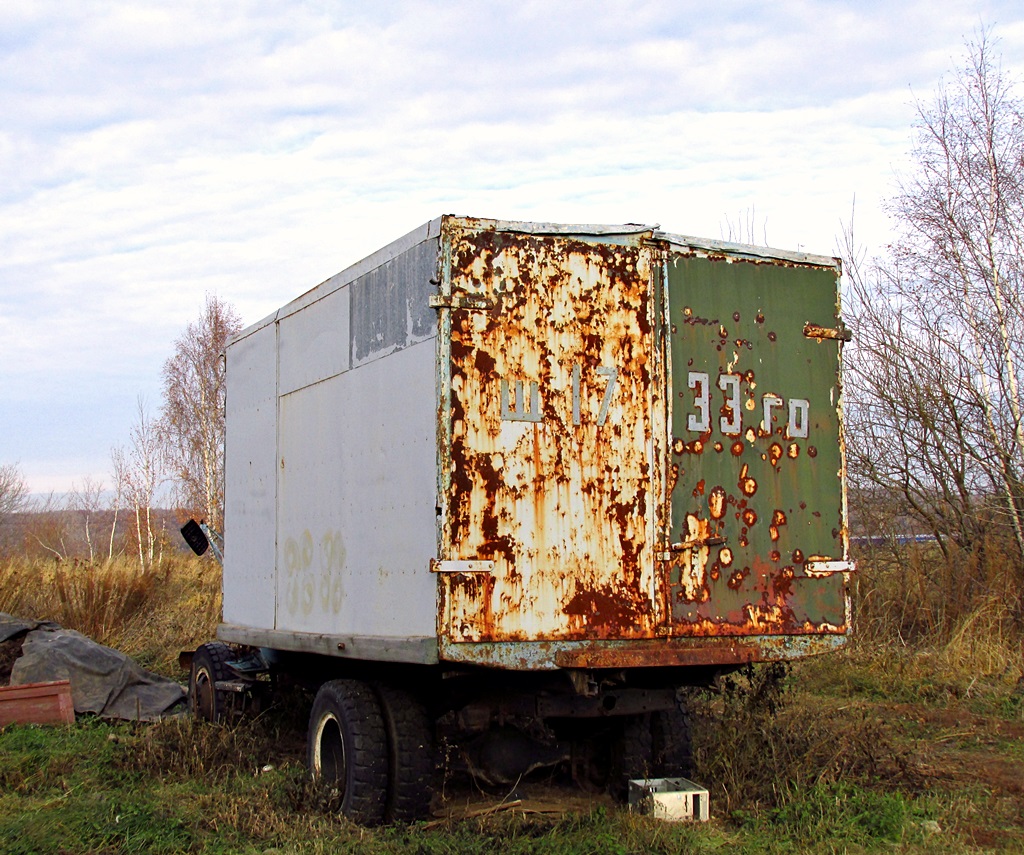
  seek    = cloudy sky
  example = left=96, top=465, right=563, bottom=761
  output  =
left=3, top=0, right=1023, bottom=495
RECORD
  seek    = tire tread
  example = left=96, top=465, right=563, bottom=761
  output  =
left=375, top=683, right=436, bottom=822
left=308, top=679, right=388, bottom=826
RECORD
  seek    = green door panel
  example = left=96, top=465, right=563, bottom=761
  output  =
left=664, top=253, right=848, bottom=635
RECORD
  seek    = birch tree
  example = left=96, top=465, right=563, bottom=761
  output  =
left=845, top=34, right=1024, bottom=603
left=113, top=398, right=165, bottom=570
left=160, top=295, right=241, bottom=533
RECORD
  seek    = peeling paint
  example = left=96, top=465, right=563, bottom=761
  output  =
left=432, top=218, right=851, bottom=668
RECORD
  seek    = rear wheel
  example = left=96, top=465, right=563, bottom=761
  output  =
left=375, top=683, right=437, bottom=821
left=652, top=699, right=693, bottom=778
left=189, top=642, right=233, bottom=723
left=308, top=679, right=388, bottom=825
left=610, top=712, right=654, bottom=800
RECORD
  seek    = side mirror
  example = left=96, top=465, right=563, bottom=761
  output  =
left=181, top=519, right=210, bottom=556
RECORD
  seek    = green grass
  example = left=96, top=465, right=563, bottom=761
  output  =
left=3, top=554, right=1024, bottom=853
left=1, top=689, right=1016, bottom=855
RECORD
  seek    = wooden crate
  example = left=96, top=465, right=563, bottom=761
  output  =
left=0, top=680, right=75, bottom=726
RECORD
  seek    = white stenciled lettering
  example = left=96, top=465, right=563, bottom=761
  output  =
left=502, top=363, right=619, bottom=426
left=500, top=378, right=542, bottom=423
left=719, top=373, right=741, bottom=435
left=688, top=371, right=711, bottom=433
left=762, top=394, right=783, bottom=434
left=683, top=373, right=813, bottom=440
left=788, top=398, right=810, bottom=438
left=596, top=366, right=618, bottom=426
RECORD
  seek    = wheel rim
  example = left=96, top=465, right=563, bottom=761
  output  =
left=194, top=666, right=216, bottom=721
left=314, top=712, right=347, bottom=798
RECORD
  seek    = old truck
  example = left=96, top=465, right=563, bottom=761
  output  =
left=185, top=215, right=853, bottom=823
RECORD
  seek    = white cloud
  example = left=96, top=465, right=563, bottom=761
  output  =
left=2, top=0, right=1024, bottom=490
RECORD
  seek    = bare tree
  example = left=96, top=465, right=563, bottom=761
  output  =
left=720, top=207, right=770, bottom=246
left=0, top=463, right=29, bottom=554
left=0, top=463, right=28, bottom=519
left=70, top=477, right=106, bottom=564
left=844, top=33, right=1024, bottom=617
left=113, top=398, right=166, bottom=570
left=27, top=491, right=72, bottom=562
left=160, top=295, right=241, bottom=533
left=894, top=33, right=1024, bottom=553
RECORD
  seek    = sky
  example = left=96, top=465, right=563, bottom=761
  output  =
left=2, top=0, right=1024, bottom=495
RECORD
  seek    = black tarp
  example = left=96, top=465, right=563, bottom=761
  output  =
left=1, top=613, right=185, bottom=721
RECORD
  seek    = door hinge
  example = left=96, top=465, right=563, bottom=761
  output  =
left=803, top=322, right=852, bottom=342
left=429, top=293, right=495, bottom=310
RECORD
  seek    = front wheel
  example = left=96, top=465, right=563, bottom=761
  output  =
left=308, top=679, right=389, bottom=825
left=189, top=642, right=233, bottom=723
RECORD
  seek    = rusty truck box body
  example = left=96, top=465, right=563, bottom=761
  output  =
left=220, top=215, right=851, bottom=671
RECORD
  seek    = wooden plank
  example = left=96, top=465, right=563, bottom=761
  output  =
left=0, top=680, right=75, bottom=726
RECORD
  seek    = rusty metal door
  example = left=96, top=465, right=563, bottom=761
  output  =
left=437, top=222, right=661, bottom=652
left=662, top=252, right=850, bottom=639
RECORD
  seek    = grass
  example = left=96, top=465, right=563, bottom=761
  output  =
left=0, top=554, right=221, bottom=676
left=1, top=552, right=1024, bottom=852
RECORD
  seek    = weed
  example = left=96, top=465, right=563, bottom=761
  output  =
left=0, top=554, right=220, bottom=677
left=765, top=781, right=908, bottom=844
left=691, top=663, right=917, bottom=816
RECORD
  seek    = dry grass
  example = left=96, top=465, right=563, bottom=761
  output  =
left=852, top=536, right=1024, bottom=650
left=690, top=663, right=919, bottom=815
left=1, top=544, right=1023, bottom=851
left=0, top=553, right=221, bottom=676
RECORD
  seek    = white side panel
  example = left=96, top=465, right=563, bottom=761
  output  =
left=275, top=339, right=437, bottom=638
left=223, top=322, right=278, bottom=630
left=279, top=285, right=350, bottom=396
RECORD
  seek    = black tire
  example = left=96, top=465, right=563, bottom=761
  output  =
left=652, top=698, right=693, bottom=778
left=307, top=679, right=388, bottom=826
left=610, top=712, right=654, bottom=800
left=375, top=683, right=436, bottom=822
left=189, top=642, right=233, bottom=723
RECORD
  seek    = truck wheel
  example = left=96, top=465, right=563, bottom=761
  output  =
left=308, top=679, right=388, bottom=825
left=610, top=713, right=654, bottom=799
left=375, top=683, right=436, bottom=822
left=652, top=700, right=694, bottom=778
left=189, top=642, right=233, bottom=723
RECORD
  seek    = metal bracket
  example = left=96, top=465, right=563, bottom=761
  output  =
left=429, top=293, right=495, bottom=310
left=804, top=559, right=856, bottom=576
left=670, top=536, right=727, bottom=552
left=803, top=322, right=853, bottom=342
left=430, top=559, right=496, bottom=574
left=657, top=536, right=726, bottom=561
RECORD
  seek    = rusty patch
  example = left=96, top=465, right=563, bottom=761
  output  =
left=554, top=643, right=757, bottom=669
left=708, top=487, right=727, bottom=520
left=738, top=464, right=757, bottom=497
left=442, top=224, right=657, bottom=644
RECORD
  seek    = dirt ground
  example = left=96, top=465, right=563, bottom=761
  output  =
left=881, top=701, right=1024, bottom=849
left=424, top=693, right=1024, bottom=849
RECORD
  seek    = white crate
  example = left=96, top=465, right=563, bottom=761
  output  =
left=628, top=777, right=710, bottom=822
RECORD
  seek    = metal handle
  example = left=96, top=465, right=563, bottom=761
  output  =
left=669, top=535, right=727, bottom=552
